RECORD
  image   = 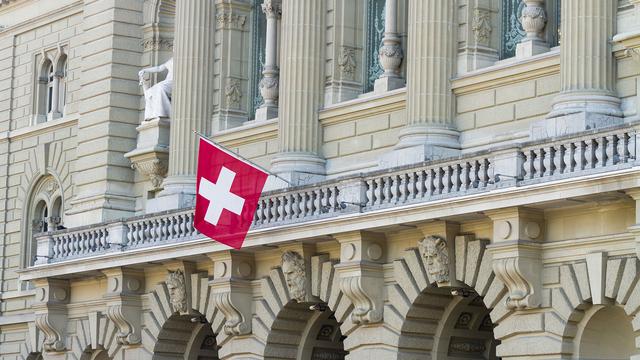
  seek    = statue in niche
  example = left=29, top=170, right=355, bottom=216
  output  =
left=166, top=269, right=187, bottom=314
left=139, top=58, right=173, bottom=121
left=418, top=235, right=450, bottom=285
left=281, top=251, right=307, bottom=303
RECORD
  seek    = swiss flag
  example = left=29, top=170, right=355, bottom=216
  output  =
left=194, top=136, right=269, bottom=249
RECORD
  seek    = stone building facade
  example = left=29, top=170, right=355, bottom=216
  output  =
left=0, top=0, right=639, bottom=359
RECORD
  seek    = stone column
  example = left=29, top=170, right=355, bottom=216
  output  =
left=270, top=0, right=326, bottom=183
left=540, top=0, right=622, bottom=139
left=155, top=0, right=216, bottom=210
left=390, top=0, right=459, bottom=166
left=515, top=0, right=549, bottom=58
left=373, top=0, right=404, bottom=93
left=255, top=0, right=281, bottom=121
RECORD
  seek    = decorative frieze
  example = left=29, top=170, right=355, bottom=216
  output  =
left=141, top=38, right=174, bottom=51
left=216, top=11, right=247, bottom=29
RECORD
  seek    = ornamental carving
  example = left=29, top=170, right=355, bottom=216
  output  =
left=471, top=9, right=492, bottom=45
left=378, top=43, right=403, bottom=76
left=418, top=236, right=450, bottom=285
left=224, top=78, right=242, bottom=109
left=338, top=46, right=357, bottom=80
left=281, top=251, right=307, bottom=303
left=212, top=292, right=250, bottom=335
left=258, top=75, right=279, bottom=104
left=166, top=269, right=188, bottom=314
left=520, top=2, right=547, bottom=40
left=216, top=12, right=247, bottom=30
left=141, top=38, right=174, bottom=51
left=261, top=0, right=281, bottom=18
left=131, top=158, right=168, bottom=189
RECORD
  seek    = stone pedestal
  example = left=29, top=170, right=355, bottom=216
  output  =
left=373, top=0, right=404, bottom=94
left=124, top=117, right=169, bottom=193
left=515, top=0, right=549, bottom=59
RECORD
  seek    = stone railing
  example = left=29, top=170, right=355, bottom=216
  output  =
left=32, top=126, right=638, bottom=265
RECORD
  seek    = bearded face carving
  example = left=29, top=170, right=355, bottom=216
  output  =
left=281, top=251, right=307, bottom=303
left=418, top=236, right=450, bottom=285
left=166, top=269, right=188, bottom=314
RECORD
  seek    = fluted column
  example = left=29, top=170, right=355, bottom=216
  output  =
left=160, top=0, right=215, bottom=206
left=394, top=0, right=459, bottom=162
left=543, top=0, right=622, bottom=137
left=255, top=0, right=281, bottom=121
left=270, top=0, right=326, bottom=183
left=373, top=0, right=404, bottom=93
left=516, top=0, right=549, bottom=58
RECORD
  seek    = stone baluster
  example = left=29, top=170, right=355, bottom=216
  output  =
left=535, top=0, right=622, bottom=139
left=255, top=0, right=281, bottom=121
left=388, top=0, right=459, bottom=167
left=270, top=0, right=326, bottom=184
left=373, top=0, right=404, bottom=93
left=153, top=0, right=216, bottom=210
left=516, top=0, right=549, bottom=58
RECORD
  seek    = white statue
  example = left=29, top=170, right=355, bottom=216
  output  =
left=138, top=58, right=173, bottom=121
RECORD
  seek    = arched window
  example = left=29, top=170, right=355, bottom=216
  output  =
left=34, top=50, right=67, bottom=124
left=23, top=176, right=64, bottom=267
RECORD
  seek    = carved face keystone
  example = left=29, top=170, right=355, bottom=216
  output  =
left=281, top=251, right=306, bottom=303
left=166, top=270, right=187, bottom=314
left=418, top=236, right=450, bottom=284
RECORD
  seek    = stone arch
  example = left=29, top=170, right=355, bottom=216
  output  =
left=18, top=323, right=43, bottom=360
left=551, top=256, right=640, bottom=359
left=142, top=272, right=228, bottom=357
left=153, top=314, right=219, bottom=360
left=255, top=255, right=355, bottom=359
left=389, top=236, right=510, bottom=358
left=69, top=313, right=132, bottom=360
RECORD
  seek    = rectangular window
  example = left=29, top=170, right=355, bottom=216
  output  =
left=249, top=0, right=267, bottom=119
left=364, top=0, right=385, bottom=92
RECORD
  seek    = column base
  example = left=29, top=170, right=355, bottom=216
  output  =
left=530, top=92, right=623, bottom=140
left=379, top=125, right=460, bottom=168
left=373, top=76, right=405, bottom=94
left=324, top=83, right=361, bottom=105
left=146, top=176, right=196, bottom=213
left=254, top=105, right=278, bottom=121
left=516, top=39, right=550, bottom=59
left=213, top=111, right=248, bottom=131
left=270, top=152, right=326, bottom=186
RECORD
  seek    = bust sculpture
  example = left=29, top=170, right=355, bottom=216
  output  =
left=166, top=269, right=187, bottom=314
left=139, top=58, right=173, bottom=121
left=281, top=251, right=307, bottom=303
left=418, top=235, right=450, bottom=285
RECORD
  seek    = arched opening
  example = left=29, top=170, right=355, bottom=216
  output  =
left=265, top=301, right=347, bottom=360
left=152, top=314, right=219, bottom=360
left=23, top=176, right=64, bottom=268
left=577, top=305, right=636, bottom=360
left=80, top=349, right=110, bottom=360
left=399, top=286, right=499, bottom=359
left=26, top=353, right=43, bottom=360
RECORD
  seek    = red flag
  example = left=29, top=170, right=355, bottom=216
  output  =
left=194, top=136, right=268, bottom=249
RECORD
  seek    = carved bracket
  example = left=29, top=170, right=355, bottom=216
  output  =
left=124, top=118, right=169, bottom=190
left=337, top=264, right=384, bottom=324
left=489, top=241, right=542, bottom=310
left=102, top=268, right=144, bottom=345
left=35, top=313, right=66, bottom=352
left=106, top=304, right=141, bottom=345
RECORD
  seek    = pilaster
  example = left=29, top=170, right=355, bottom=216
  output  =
left=208, top=251, right=255, bottom=336
left=33, top=278, right=69, bottom=354
left=67, top=0, right=144, bottom=226
left=486, top=207, right=544, bottom=310
left=270, top=0, right=326, bottom=184
left=212, top=0, right=251, bottom=130
left=389, top=0, right=460, bottom=167
left=534, top=0, right=622, bottom=140
left=625, top=189, right=640, bottom=260
left=334, top=231, right=385, bottom=325
left=152, top=0, right=216, bottom=211
left=101, top=268, right=145, bottom=346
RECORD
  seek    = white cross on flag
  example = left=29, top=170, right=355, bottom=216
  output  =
left=194, top=136, right=268, bottom=249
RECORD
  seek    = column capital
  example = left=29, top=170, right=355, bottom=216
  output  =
left=261, top=0, right=282, bottom=18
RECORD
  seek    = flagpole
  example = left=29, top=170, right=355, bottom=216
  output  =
left=192, top=129, right=294, bottom=187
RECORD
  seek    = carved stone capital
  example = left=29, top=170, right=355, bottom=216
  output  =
left=261, top=0, right=281, bottom=19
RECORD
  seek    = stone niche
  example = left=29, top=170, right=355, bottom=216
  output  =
left=124, top=117, right=170, bottom=194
